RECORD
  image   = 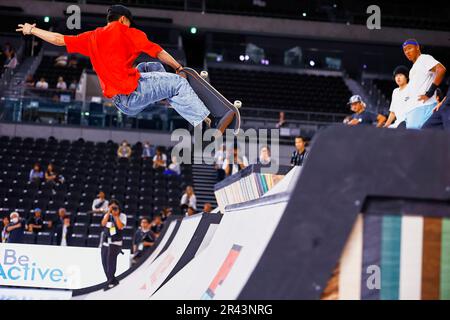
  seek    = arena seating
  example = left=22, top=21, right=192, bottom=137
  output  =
left=0, top=135, right=192, bottom=249
left=209, top=67, right=350, bottom=122
left=29, top=55, right=88, bottom=96
left=372, top=79, right=397, bottom=102
left=81, top=0, right=450, bottom=31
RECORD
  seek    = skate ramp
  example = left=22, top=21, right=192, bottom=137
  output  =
left=76, top=214, right=221, bottom=299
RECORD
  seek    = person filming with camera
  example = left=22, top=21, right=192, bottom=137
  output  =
left=100, top=199, right=127, bottom=290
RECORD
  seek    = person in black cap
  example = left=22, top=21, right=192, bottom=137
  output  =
left=100, top=199, right=127, bottom=290
left=384, top=66, right=409, bottom=128
left=344, top=95, right=386, bottom=127
left=16, top=5, right=235, bottom=135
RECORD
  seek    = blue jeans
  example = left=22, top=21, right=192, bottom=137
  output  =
left=112, top=62, right=210, bottom=127
left=422, top=87, right=450, bottom=130
left=405, top=103, right=437, bottom=129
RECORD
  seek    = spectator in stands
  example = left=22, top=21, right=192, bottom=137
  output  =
left=6, top=212, right=25, bottom=244
left=3, top=49, right=18, bottom=70
left=160, top=207, right=172, bottom=222
left=26, top=208, right=44, bottom=233
left=150, top=215, right=164, bottom=235
left=223, top=146, right=249, bottom=177
left=384, top=66, right=410, bottom=128
left=25, top=74, right=35, bottom=87
left=1, top=216, right=10, bottom=243
left=258, top=146, right=273, bottom=165
left=141, top=141, right=155, bottom=159
left=153, top=147, right=167, bottom=170
left=35, top=77, right=49, bottom=89
left=180, top=185, right=197, bottom=212
left=200, top=203, right=212, bottom=214
left=117, top=140, right=132, bottom=159
left=54, top=215, right=72, bottom=246
left=48, top=207, right=68, bottom=230
left=132, top=217, right=156, bottom=264
left=56, top=76, right=67, bottom=90
left=45, top=163, right=61, bottom=185
left=344, top=95, right=386, bottom=127
left=164, top=155, right=181, bottom=176
left=92, top=191, right=109, bottom=213
left=69, top=79, right=78, bottom=90
left=291, top=136, right=308, bottom=166
left=275, top=111, right=287, bottom=128
left=186, top=206, right=197, bottom=217
left=29, top=162, right=44, bottom=183
left=68, top=56, right=78, bottom=68
left=401, top=39, right=446, bottom=129
left=101, top=199, right=127, bottom=290
left=214, top=144, right=226, bottom=182
left=54, top=54, right=68, bottom=67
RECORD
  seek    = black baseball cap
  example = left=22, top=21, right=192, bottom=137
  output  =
left=107, top=4, right=134, bottom=26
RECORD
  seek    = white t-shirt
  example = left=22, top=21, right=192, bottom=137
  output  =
left=92, top=198, right=109, bottom=212
left=389, top=86, right=409, bottom=127
left=153, top=154, right=167, bottom=168
left=180, top=194, right=197, bottom=210
left=56, top=81, right=67, bottom=90
left=36, top=81, right=49, bottom=89
left=405, top=54, right=440, bottom=112
left=103, top=213, right=127, bottom=246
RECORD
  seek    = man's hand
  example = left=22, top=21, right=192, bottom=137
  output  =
left=433, top=96, right=447, bottom=112
left=418, top=95, right=430, bottom=103
left=177, top=68, right=187, bottom=79
left=16, top=23, right=36, bottom=35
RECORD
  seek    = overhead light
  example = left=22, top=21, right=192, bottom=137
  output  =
left=309, top=60, right=315, bottom=67
left=239, top=55, right=245, bottom=62
left=44, top=16, right=50, bottom=23
left=244, top=54, right=250, bottom=61
left=190, top=27, right=197, bottom=34
left=302, top=12, right=307, bottom=17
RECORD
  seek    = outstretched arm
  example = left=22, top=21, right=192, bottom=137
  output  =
left=157, top=50, right=183, bottom=74
left=16, top=23, right=65, bottom=46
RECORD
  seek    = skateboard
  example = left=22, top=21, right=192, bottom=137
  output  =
left=181, top=67, right=241, bottom=135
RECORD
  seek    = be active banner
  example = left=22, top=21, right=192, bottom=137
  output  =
left=0, top=243, right=130, bottom=289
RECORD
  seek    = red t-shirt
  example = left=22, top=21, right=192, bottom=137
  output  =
left=64, top=21, right=163, bottom=98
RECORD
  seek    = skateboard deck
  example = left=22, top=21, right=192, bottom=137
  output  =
left=182, top=67, right=241, bottom=135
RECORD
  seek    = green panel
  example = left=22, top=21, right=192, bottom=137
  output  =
left=380, top=215, right=402, bottom=300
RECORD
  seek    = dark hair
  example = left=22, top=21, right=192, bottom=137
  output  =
left=109, top=199, right=121, bottom=209
left=295, top=136, right=305, bottom=142
left=107, top=13, right=122, bottom=23
left=63, top=215, right=70, bottom=220
left=33, top=162, right=41, bottom=170
left=140, top=216, right=151, bottom=224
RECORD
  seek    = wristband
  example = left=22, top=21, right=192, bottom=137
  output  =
left=425, top=83, right=438, bottom=98
left=175, top=66, right=183, bottom=73
left=29, top=26, right=34, bottom=35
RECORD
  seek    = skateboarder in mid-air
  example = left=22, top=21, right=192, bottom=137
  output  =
left=16, top=5, right=235, bottom=133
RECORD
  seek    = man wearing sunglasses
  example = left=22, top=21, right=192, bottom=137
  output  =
left=100, top=199, right=127, bottom=290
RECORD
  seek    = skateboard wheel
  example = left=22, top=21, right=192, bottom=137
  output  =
left=200, top=71, right=209, bottom=79
left=234, top=100, right=242, bottom=109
